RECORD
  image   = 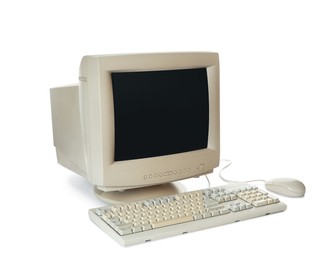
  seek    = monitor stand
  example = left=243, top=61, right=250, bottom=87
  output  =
left=94, top=182, right=185, bottom=204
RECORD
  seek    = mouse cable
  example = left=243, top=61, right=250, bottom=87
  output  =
left=218, top=159, right=266, bottom=184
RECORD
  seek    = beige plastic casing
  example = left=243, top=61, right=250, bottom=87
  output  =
left=51, top=52, right=220, bottom=192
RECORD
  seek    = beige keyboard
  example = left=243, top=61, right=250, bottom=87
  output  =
left=89, top=183, right=287, bottom=246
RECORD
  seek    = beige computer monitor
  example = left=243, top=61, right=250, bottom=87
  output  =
left=51, top=52, right=220, bottom=203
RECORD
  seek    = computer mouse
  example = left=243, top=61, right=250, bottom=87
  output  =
left=265, top=178, right=306, bottom=197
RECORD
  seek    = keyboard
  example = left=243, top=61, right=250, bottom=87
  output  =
left=89, top=183, right=287, bottom=246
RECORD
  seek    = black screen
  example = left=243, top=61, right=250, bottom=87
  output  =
left=111, top=68, right=209, bottom=161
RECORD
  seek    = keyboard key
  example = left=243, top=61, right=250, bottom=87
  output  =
left=151, top=215, right=193, bottom=229
left=132, top=226, right=142, bottom=233
left=142, top=224, right=152, bottom=231
left=219, top=208, right=230, bottom=215
left=252, top=200, right=268, bottom=207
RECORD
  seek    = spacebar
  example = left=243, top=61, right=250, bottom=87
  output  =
left=152, top=215, right=194, bottom=229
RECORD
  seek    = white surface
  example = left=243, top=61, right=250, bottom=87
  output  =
left=0, top=0, right=325, bottom=259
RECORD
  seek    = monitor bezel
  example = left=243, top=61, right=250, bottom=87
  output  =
left=79, top=52, right=220, bottom=191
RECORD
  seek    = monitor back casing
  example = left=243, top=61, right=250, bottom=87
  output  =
left=51, top=52, right=220, bottom=192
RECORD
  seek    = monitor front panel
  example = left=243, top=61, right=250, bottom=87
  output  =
left=80, top=53, right=219, bottom=189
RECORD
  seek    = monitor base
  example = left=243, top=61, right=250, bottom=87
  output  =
left=94, top=183, right=185, bottom=204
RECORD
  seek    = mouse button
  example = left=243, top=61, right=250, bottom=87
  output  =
left=290, top=181, right=306, bottom=193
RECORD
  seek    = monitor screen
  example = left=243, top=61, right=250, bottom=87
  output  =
left=111, top=68, right=209, bottom=161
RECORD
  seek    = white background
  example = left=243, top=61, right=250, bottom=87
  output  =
left=1, top=0, right=325, bottom=259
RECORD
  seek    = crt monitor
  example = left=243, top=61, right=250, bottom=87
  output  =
left=50, top=52, right=220, bottom=202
